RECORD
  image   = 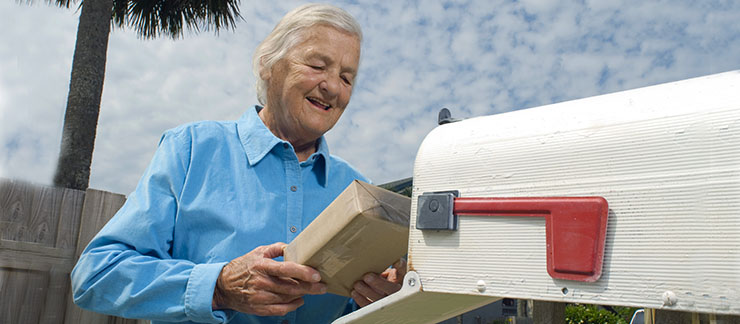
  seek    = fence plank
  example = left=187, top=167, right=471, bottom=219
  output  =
left=55, top=188, right=86, bottom=249
left=73, top=188, right=126, bottom=260
left=65, top=188, right=130, bottom=324
left=40, top=269, right=71, bottom=324
left=532, top=300, right=565, bottom=324
left=0, top=179, right=76, bottom=246
left=653, top=309, right=693, bottom=324
left=0, top=239, right=75, bottom=272
left=0, top=267, right=50, bottom=324
left=0, top=179, right=34, bottom=242
left=27, top=184, right=61, bottom=245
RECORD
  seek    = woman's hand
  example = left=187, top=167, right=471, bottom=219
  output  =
left=213, top=242, right=327, bottom=316
left=350, top=258, right=407, bottom=308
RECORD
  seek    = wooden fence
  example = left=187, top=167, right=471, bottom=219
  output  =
left=0, top=178, right=146, bottom=324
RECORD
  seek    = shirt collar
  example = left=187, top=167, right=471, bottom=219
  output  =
left=237, top=106, right=331, bottom=185
left=312, top=135, right=330, bottom=186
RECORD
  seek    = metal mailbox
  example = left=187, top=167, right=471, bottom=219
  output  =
left=335, top=70, right=740, bottom=323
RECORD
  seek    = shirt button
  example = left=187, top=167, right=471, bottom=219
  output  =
left=290, top=226, right=297, bottom=233
left=281, top=320, right=290, bottom=324
left=283, top=143, right=289, bottom=149
left=290, top=185, right=297, bottom=192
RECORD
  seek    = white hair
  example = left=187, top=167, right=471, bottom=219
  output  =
left=252, top=4, right=363, bottom=105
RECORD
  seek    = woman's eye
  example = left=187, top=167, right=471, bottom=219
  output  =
left=341, top=76, right=352, bottom=85
left=310, top=65, right=324, bottom=70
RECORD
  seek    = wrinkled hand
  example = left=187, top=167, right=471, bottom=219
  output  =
left=350, top=259, right=407, bottom=308
left=212, top=242, right=327, bottom=316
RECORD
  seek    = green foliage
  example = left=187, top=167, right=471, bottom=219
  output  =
left=613, top=306, right=641, bottom=322
left=378, top=178, right=413, bottom=197
left=565, top=304, right=638, bottom=324
left=398, top=185, right=413, bottom=197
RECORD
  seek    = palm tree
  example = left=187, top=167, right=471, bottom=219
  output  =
left=44, top=0, right=242, bottom=190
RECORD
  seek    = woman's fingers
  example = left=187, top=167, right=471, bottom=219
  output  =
left=214, top=243, right=326, bottom=316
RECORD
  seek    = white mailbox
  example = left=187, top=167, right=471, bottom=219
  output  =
left=336, top=70, right=740, bottom=324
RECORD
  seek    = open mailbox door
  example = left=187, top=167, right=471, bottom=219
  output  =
left=334, top=70, right=740, bottom=324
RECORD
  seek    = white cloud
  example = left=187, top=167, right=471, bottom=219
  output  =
left=0, top=2, right=76, bottom=184
left=1, top=0, right=739, bottom=193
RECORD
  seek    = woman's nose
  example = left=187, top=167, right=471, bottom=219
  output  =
left=319, top=74, right=340, bottom=96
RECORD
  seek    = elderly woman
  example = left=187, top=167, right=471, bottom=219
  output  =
left=71, top=4, right=403, bottom=324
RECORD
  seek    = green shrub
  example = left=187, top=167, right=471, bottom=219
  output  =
left=565, top=304, right=636, bottom=324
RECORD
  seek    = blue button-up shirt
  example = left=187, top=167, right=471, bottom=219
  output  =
left=71, top=106, right=369, bottom=323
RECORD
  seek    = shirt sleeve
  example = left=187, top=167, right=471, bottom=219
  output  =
left=70, top=129, right=228, bottom=323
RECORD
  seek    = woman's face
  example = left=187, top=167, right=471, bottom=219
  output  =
left=262, top=25, right=361, bottom=143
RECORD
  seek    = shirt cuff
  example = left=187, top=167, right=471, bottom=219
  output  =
left=185, top=262, right=229, bottom=323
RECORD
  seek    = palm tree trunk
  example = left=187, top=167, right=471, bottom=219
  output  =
left=53, top=0, right=113, bottom=190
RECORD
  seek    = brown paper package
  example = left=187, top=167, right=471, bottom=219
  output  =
left=284, top=180, right=411, bottom=296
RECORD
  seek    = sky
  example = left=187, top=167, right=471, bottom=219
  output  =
left=1, top=0, right=739, bottom=195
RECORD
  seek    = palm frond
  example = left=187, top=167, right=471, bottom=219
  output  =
left=51, top=0, right=74, bottom=8
left=17, top=0, right=77, bottom=9
left=111, top=0, right=129, bottom=28
left=117, top=0, right=242, bottom=39
left=201, top=0, right=242, bottom=32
